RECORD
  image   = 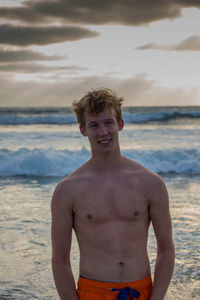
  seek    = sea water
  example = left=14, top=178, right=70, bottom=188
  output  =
left=0, top=106, right=200, bottom=299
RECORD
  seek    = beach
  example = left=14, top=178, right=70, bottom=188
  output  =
left=0, top=106, right=200, bottom=299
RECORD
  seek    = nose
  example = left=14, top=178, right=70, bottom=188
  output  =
left=98, top=124, right=108, bottom=136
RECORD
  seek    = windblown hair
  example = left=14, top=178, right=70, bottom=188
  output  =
left=72, top=88, right=124, bottom=127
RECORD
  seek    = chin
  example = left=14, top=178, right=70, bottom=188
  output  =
left=100, top=145, right=116, bottom=154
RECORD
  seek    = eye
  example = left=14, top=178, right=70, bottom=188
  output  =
left=106, top=120, right=113, bottom=125
left=90, top=123, right=97, bottom=128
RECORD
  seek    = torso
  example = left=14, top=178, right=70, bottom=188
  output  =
left=68, top=157, right=153, bottom=282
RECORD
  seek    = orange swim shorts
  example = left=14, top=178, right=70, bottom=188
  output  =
left=77, top=275, right=153, bottom=300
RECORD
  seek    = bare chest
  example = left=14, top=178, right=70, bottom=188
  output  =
left=73, top=181, right=149, bottom=224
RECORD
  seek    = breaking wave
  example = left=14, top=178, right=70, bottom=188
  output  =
left=1, top=147, right=200, bottom=176
left=0, top=107, right=200, bottom=125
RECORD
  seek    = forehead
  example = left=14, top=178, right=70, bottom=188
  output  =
left=84, top=107, right=116, bottom=123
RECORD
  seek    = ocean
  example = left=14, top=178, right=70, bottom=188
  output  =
left=0, top=106, right=200, bottom=299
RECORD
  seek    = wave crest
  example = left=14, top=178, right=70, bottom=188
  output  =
left=0, top=108, right=200, bottom=125
left=1, top=147, right=199, bottom=176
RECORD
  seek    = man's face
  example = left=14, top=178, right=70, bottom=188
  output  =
left=80, top=107, right=124, bottom=154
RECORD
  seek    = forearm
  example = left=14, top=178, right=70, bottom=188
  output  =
left=150, top=247, right=175, bottom=300
left=52, top=260, right=78, bottom=300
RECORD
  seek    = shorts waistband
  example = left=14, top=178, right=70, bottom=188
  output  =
left=78, top=275, right=153, bottom=294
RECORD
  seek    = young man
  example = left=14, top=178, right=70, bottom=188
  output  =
left=51, top=88, right=175, bottom=300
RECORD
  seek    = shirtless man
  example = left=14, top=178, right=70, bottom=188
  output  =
left=51, top=88, right=175, bottom=300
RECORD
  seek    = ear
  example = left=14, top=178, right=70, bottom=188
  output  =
left=118, top=119, right=124, bottom=131
left=80, top=125, right=87, bottom=137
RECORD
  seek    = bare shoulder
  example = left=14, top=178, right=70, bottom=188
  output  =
left=51, top=161, right=90, bottom=210
left=124, top=156, right=168, bottom=201
left=139, top=166, right=168, bottom=205
left=51, top=177, right=73, bottom=214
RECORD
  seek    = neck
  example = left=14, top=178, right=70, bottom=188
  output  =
left=90, top=147, right=123, bottom=171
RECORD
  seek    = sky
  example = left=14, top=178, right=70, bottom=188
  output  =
left=0, top=0, right=200, bottom=106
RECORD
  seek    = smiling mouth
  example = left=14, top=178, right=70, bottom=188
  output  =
left=98, top=138, right=112, bottom=144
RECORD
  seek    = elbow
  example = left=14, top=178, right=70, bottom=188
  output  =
left=52, top=257, right=72, bottom=274
left=52, top=254, right=70, bottom=267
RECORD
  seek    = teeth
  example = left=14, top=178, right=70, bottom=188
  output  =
left=99, top=139, right=109, bottom=144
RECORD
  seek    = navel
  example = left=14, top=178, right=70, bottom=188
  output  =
left=118, top=261, right=125, bottom=266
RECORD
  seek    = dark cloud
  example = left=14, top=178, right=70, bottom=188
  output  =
left=0, top=49, right=67, bottom=62
left=0, top=62, right=88, bottom=73
left=0, top=0, right=200, bottom=26
left=0, top=24, right=99, bottom=46
left=136, top=35, right=200, bottom=51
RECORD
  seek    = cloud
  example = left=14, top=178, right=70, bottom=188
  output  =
left=136, top=43, right=165, bottom=51
left=0, top=0, right=200, bottom=26
left=174, top=35, right=200, bottom=51
left=0, top=62, right=88, bottom=73
left=0, top=74, right=199, bottom=107
left=0, top=24, right=99, bottom=46
left=136, top=35, right=200, bottom=51
left=0, top=49, right=67, bottom=62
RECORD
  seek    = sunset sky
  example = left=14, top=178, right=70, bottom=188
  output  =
left=0, top=0, right=200, bottom=106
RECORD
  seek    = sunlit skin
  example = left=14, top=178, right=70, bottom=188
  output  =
left=51, top=107, right=175, bottom=300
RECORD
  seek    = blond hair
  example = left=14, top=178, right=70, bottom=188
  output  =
left=72, top=88, right=124, bottom=127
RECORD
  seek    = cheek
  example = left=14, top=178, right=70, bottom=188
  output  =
left=112, top=128, right=119, bottom=136
left=88, top=133, right=96, bottom=142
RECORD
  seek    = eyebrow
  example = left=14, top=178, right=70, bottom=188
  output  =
left=106, top=118, right=114, bottom=122
left=88, top=118, right=114, bottom=125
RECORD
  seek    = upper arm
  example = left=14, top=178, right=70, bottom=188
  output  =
left=51, top=180, right=74, bottom=264
left=148, top=175, right=174, bottom=252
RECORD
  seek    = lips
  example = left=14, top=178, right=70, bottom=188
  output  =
left=98, top=138, right=112, bottom=145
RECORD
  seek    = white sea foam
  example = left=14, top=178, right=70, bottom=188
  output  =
left=1, top=147, right=200, bottom=176
left=0, top=109, right=200, bottom=125
left=123, top=110, right=200, bottom=124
